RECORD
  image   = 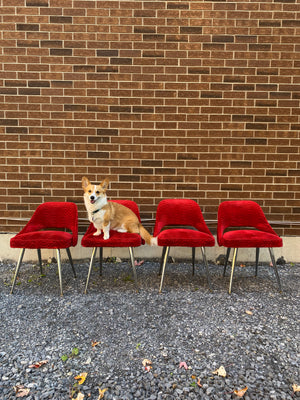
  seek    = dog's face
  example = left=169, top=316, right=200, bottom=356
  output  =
left=82, top=176, right=109, bottom=205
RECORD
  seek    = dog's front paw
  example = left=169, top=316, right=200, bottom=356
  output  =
left=104, top=233, right=110, bottom=240
left=93, top=230, right=101, bottom=236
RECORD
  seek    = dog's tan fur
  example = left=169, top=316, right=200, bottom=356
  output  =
left=82, top=176, right=156, bottom=246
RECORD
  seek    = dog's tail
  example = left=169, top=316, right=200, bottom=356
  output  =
left=139, top=224, right=157, bottom=246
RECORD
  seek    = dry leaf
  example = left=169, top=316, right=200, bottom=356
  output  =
left=134, top=260, right=144, bottom=266
left=29, top=359, right=49, bottom=368
left=74, top=372, right=88, bottom=385
left=234, top=386, right=248, bottom=397
left=293, top=384, right=300, bottom=392
left=142, top=358, right=152, bottom=372
left=191, top=375, right=196, bottom=380
left=179, top=361, right=188, bottom=370
left=98, top=388, right=108, bottom=399
left=213, top=365, right=226, bottom=377
left=245, top=310, right=253, bottom=315
left=240, top=263, right=246, bottom=268
left=14, top=386, right=30, bottom=398
left=72, top=392, right=84, bottom=400
left=91, top=340, right=101, bottom=347
left=197, top=378, right=202, bottom=388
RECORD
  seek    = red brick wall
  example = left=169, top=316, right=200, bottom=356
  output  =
left=1, top=0, right=300, bottom=235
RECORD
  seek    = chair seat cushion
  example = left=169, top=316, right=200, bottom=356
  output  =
left=81, top=225, right=142, bottom=248
left=221, top=230, right=283, bottom=248
left=156, top=228, right=215, bottom=247
left=10, top=231, right=74, bottom=249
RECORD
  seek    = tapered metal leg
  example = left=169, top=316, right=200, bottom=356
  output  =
left=66, top=248, right=76, bottom=278
left=10, top=248, right=25, bottom=294
left=201, top=247, right=212, bottom=290
left=159, top=246, right=170, bottom=293
left=128, top=247, right=138, bottom=290
left=269, top=248, right=282, bottom=292
left=56, top=249, right=63, bottom=296
left=223, top=248, right=231, bottom=277
left=229, top=248, right=238, bottom=294
left=255, top=248, right=260, bottom=277
left=37, top=249, right=43, bottom=275
left=99, top=247, right=103, bottom=276
left=192, top=247, right=196, bottom=276
left=158, top=246, right=167, bottom=276
left=84, top=247, right=97, bottom=294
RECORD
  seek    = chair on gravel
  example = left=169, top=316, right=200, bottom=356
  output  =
left=81, top=200, right=143, bottom=293
left=10, top=202, right=78, bottom=296
left=217, top=200, right=282, bottom=294
left=152, top=199, right=215, bottom=293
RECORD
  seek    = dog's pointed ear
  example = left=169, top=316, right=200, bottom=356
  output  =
left=82, top=176, right=90, bottom=190
left=101, top=178, right=109, bottom=191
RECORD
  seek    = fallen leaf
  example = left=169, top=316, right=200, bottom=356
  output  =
left=14, top=386, right=30, bottom=398
left=234, top=386, right=248, bottom=397
left=240, top=263, right=246, bottom=268
left=74, top=372, right=88, bottom=385
left=245, top=310, right=253, bottom=315
left=212, top=365, right=226, bottom=377
left=91, top=340, right=101, bottom=347
left=179, top=361, right=188, bottom=370
left=98, top=388, right=108, bottom=399
left=191, top=375, right=196, bottom=380
left=293, top=384, right=300, bottom=392
left=29, top=359, right=49, bottom=368
left=197, top=378, right=202, bottom=387
left=134, top=259, right=144, bottom=266
left=142, top=358, right=152, bottom=372
left=72, top=392, right=84, bottom=400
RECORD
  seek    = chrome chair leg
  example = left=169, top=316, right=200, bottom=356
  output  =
left=56, top=249, right=63, bottom=296
left=128, top=247, right=138, bottom=290
left=269, top=248, right=282, bottom=292
left=84, top=247, right=97, bottom=294
left=255, top=248, right=260, bottom=277
left=66, top=248, right=76, bottom=278
left=158, top=246, right=167, bottom=275
left=223, top=247, right=231, bottom=276
left=192, top=247, right=196, bottom=276
left=159, top=246, right=170, bottom=293
left=99, top=247, right=103, bottom=276
left=37, top=249, right=43, bottom=275
left=10, top=248, right=25, bottom=294
left=229, top=248, right=238, bottom=294
left=201, top=247, right=212, bottom=290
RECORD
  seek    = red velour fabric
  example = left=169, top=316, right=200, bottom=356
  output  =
left=217, top=200, right=282, bottom=248
left=153, top=199, right=215, bottom=247
left=81, top=200, right=143, bottom=248
left=10, top=202, right=78, bottom=249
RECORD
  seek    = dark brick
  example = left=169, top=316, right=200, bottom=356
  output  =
left=180, top=27, right=202, bottom=34
left=87, top=152, right=109, bottom=158
left=50, top=49, right=73, bottom=56
left=50, top=16, right=73, bottom=24
left=97, top=129, right=119, bottom=136
left=0, top=119, right=18, bottom=126
left=17, top=24, right=39, bottom=31
left=110, top=58, right=132, bottom=65
left=97, top=50, right=119, bottom=57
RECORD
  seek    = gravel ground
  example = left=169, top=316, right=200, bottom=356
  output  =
left=0, top=255, right=299, bottom=400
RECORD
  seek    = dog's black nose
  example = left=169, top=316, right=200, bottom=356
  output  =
left=90, top=195, right=95, bottom=200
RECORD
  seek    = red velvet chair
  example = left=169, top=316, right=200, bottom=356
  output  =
left=217, top=200, right=282, bottom=294
left=153, top=199, right=215, bottom=292
left=10, top=202, right=78, bottom=296
left=81, top=200, right=143, bottom=293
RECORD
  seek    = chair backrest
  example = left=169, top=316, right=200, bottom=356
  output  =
left=217, top=200, right=277, bottom=242
left=153, top=199, right=211, bottom=236
left=21, top=202, right=78, bottom=246
left=111, top=199, right=141, bottom=222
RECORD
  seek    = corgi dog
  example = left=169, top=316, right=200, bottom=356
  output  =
left=82, top=176, right=157, bottom=246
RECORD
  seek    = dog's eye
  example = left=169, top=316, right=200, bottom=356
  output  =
left=88, top=190, right=92, bottom=193
left=96, top=191, right=100, bottom=195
